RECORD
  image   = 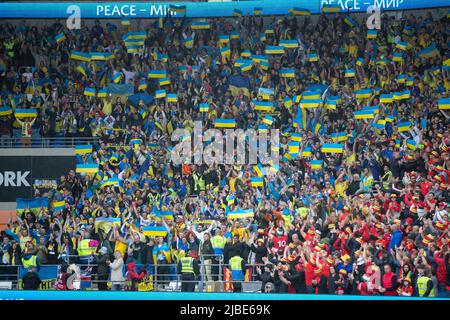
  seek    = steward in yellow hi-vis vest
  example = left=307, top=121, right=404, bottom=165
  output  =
left=229, top=255, right=246, bottom=293
left=177, top=249, right=200, bottom=292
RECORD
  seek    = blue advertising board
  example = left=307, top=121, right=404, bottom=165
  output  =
left=0, top=0, right=448, bottom=19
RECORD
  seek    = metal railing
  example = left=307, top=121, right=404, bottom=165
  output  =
left=0, top=136, right=100, bottom=148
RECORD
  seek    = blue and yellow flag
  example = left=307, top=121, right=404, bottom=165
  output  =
left=322, top=4, right=342, bottom=13
left=70, top=51, right=91, bottom=62
left=191, top=21, right=210, bottom=29
left=279, top=40, right=299, bottom=49
left=0, top=106, right=13, bottom=116
left=265, top=46, right=285, bottom=55
left=215, top=119, right=236, bottom=128
left=155, top=89, right=166, bottom=99
left=397, top=121, right=411, bottom=132
left=15, top=109, right=37, bottom=118
left=310, top=160, right=323, bottom=170
left=84, top=87, right=96, bottom=97
left=148, top=70, right=167, bottom=79
left=438, top=98, right=450, bottom=110
left=74, top=145, right=93, bottom=155
left=169, top=4, right=186, bottom=13
left=143, top=226, right=167, bottom=237
left=254, top=7, right=263, bottom=15
left=227, top=208, right=254, bottom=219
left=289, top=7, right=311, bottom=15
left=280, top=68, right=296, bottom=78
left=54, top=32, right=66, bottom=44
left=367, top=30, right=378, bottom=39
left=167, top=93, right=178, bottom=103
left=321, top=143, right=343, bottom=153
left=253, top=101, right=273, bottom=111
left=417, top=44, right=440, bottom=58
left=76, top=164, right=99, bottom=174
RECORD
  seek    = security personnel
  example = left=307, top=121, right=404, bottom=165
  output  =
left=77, top=237, right=96, bottom=263
left=21, top=254, right=40, bottom=272
left=229, top=255, right=246, bottom=293
left=416, top=267, right=435, bottom=297
left=191, top=170, right=205, bottom=195
left=177, top=249, right=200, bottom=292
left=211, top=229, right=226, bottom=281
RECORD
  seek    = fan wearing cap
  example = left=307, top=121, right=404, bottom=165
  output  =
left=249, top=234, right=269, bottom=265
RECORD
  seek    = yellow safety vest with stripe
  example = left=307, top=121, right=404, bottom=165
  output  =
left=22, top=255, right=37, bottom=268
left=382, top=171, right=393, bottom=189
left=211, top=235, right=226, bottom=255
left=417, top=276, right=435, bottom=297
left=180, top=257, right=194, bottom=274
left=192, top=173, right=205, bottom=192
left=230, top=256, right=244, bottom=281
left=77, top=239, right=96, bottom=257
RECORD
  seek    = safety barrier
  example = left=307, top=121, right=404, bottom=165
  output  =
left=0, top=136, right=99, bottom=148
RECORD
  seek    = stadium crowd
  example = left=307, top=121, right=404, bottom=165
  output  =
left=0, top=8, right=450, bottom=297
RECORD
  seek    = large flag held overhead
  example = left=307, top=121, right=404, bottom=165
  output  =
left=94, top=217, right=122, bottom=234
left=142, top=226, right=168, bottom=237
left=227, top=208, right=254, bottom=219
left=16, top=197, right=49, bottom=213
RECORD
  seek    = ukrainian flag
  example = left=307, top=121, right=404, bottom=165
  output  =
left=397, top=121, right=411, bottom=132
left=265, top=46, right=285, bottom=55
left=380, top=93, right=393, bottom=103
left=199, top=103, right=209, bottom=112
left=260, top=33, right=267, bottom=42
left=70, top=51, right=91, bottom=62
left=99, top=178, right=120, bottom=189
left=417, top=44, right=440, bottom=58
left=215, top=119, right=236, bottom=128
left=235, top=59, right=251, bottom=67
left=159, top=78, right=171, bottom=86
left=258, top=88, right=274, bottom=100
left=241, top=62, right=253, bottom=72
left=399, top=90, right=411, bottom=100
left=289, top=142, right=300, bottom=154
left=167, top=93, right=178, bottom=103
left=54, top=32, right=66, bottom=44
left=279, top=40, right=299, bottom=49
left=265, top=28, right=274, bottom=35
left=260, top=61, right=269, bottom=71
left=310, top=160, right=323, bottom=170
left=362, top=105, right=379, bottom=114
left=397, top=74, right=406, bottom=83
left=258, top=125, right=269, bottom=133
left=126, top=45, right=144, bottom=54
left=280, top=68, right=295, bottom=78
left=393, top=52, right=404, bottom=62
left=326, top=100, right=337, bottom=110
left=263, top=115, right=274, bottom=125
left=90, top=52, right=106, bottom=61
left=76, top=164, right=99, bottom=174
left=125, top=38, right=145, bottom=46
left=0, top=106, right=12, bottom=116
left=52, top=201, right=65, bottom=212
left=111, top=72, right=122, bottom=84
left=155, top=89, right=166, bottom=99
left=355, top=89, right=372, bottom=99
left=282, top=152, right=294, bottom=162
left=289, top=7, right=311, bottom=16
left=254, top=7, right=263, bottom=15
left=291, top=133, right=302, bottom=142
left=300, top=99, right=322, bottom=108
left=191, top=21, right=210, bottom=29
left=308, top=53, right=319, bottom=62
left=230, top=31, right=240, bottom=40
left=241, top=50, right=252, bottom=58
left=121, top=18, right=131, bottom=26
left=367, top=30, right=378, bottom=39
left=253, top=101, right=272, bottom=112
left=74, top=145, right=93, bottom=154
left=254, top=164, right=266, bottom=177
left=354, top=110, right=374, bottom=119
left=321, top=143, right=343, bottom=153
left=251, top=177, right=264, bottom=187
left=148, top=70, right=167, bottom=79
left=143, top=226, right=167, bottom=237
left=84, top=87, right=96, bottom=97
left=227, top=208, right=254, bottom=219
left=377, top=58, right=388, bottom=66
left=331, top=132, right=347, bottom=142
left=386, top=115, right=396, bottom=122
left=322, top=4, right=342, bottom=13
left=14, top=109, right=37, bottom=118
left=122, top=32, right=146, bottom=40
left=302, top=147, right=312, bottom=157
left=221, top=47, right=231, bottom=57
left=169, top=4, right=186, bottom=13
left=178, top=65, right=189, bottom=73
left=97, top=88, right=108, bottom=98
left=138, top=81, right=147, bottom=91
left=252, top=55, right=268, bottom=63
left=302, top=91, right=321, bottom=99
left=345, top=69, right=356, bottom=77
left=406, top=139, right=417, bottom=150
left=356, top=57, right=364, bottom=66
left=438, top=98, right=450, bottom=109
left=219, top=35, right=230, bottom=44
left=76, top=64, right=88, bottom=77
left=396, top=41, right=408, bottom=51
left=233, top=9, right=243, bottom=17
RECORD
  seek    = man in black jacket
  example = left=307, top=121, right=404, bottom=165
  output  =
left=94, top=247, right=110, bottom=291
left=201, top=233, right=214, bottom=282
left=22, top=266, right=41, bottom=290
